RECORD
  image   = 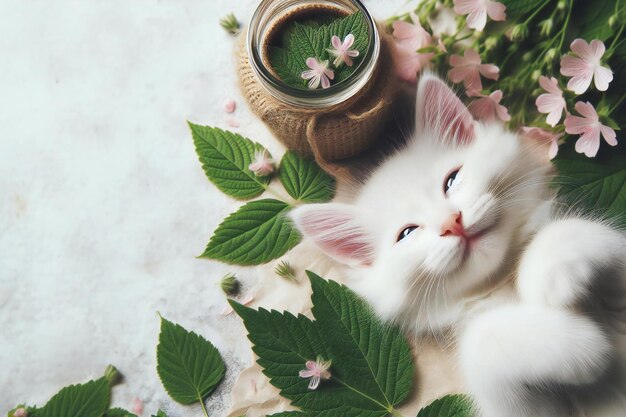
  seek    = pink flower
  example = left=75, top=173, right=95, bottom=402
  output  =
left=393, top=42, right=434, bottom=83
left=535, top=76, right=567, bottom=127
left=391, top=12, right=434, bottom=83
left=564, top=101, right=617, bottom=157
left=468, top=90, right=511, bottom=122
left=223, top=99, right=236, bottom=113
left=392, top=12, right=431, bottom=50
left=448, top=48, right=499, bottom=93
left=248, top=149, right=275, bottom=176
left=328, top=34, right=360, bottom=67
left=299, top=356, right=332, bottom=390
left=454, top=0, right=507, bottom=31
left=301, top=57, right=334, bottom=89
left=560, top=39, right=613, bottom=94
left=520, top=127, right=562, bottom=159
left=13, top=409, right=27, bottom=417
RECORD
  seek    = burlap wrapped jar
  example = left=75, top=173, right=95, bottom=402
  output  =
left=239, top=0, right=400, bottom=175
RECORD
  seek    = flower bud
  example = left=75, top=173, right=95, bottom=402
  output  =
left=248, top=149, right=275, bottom=177
left=531, top=69, right=541, bottom=81
left=539, top=19, right=553, bottom=36
left=557, top=0, right=566, bottom=10
left=13, top=408, right=27, bottom=417
left=522, top=51, right=534, bottom=62
left=511, top=24, right=528, bottom=41
left=220, top=273, right=240, bottom=296
left=608, top=15, right=617, bottom=28
left=484, top=36, right=499, bottom=51
left=104, top=364, right=121, bottom=386
left=544, top=48, right=558, bottom=64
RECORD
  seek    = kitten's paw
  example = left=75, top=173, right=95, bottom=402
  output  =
left=517, top=218, right=625, bottom=308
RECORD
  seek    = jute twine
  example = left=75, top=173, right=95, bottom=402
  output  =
left=238, top=23, right=400, bottom=176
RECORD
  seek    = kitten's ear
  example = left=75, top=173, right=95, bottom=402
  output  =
left=416, top=73, right=475, bottom=144
left=290, top=203, right=374, bottom=267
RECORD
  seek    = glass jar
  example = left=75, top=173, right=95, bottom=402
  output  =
left=247, top=0, right=380, bottom=108
left=238, top=0, right=399, bottom=169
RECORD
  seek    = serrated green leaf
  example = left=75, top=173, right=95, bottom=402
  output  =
left=151, top=410, right=168, bottom=417
left=36, top=378, right=110, bottom=417
left=309, top=272, right=414, bottom=407
left=553, top=147, right=626, bottom=227
left=268, top=413, right=308, bottom=417
left=279, top=151, right=335, bottom=203
left=189, top=123, right=269, bottom=200
left=105, top=408, right=137, bottom=417
left=269, top=11, right=369, bottom=88
left=231, top=272, right=414, bottom=416
left=416, top=395, right=475, bottom=417
left=156, top=317, right=225, bottom=405
left=201, top=199, right=301, bottom=265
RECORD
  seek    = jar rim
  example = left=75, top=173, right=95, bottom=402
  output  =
left=247, top=0, right=380, bottom=109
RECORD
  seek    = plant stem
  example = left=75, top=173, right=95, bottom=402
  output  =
left=557, top=0, right=573, bottom=51
left=607, top=23, right=625, bottom=55
left=199, top=397, right=210, bottom=417
left=607, top=93, right=626, bottom=116
left=388, top=408, right=406, bottom=417
left=523, top=0, right=551, bottom=26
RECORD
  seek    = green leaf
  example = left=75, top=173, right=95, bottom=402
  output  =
left=156, top=316, right=225, bottom=405
left=416, top=395, right=475, bottom=417
left=231, top=272, right=414, bottom=416
left=105, top=408, right=138, bottom=417
left=279, top=151, right=335, bottom=203
left=576, top=1, right=616, bottom=42
left=151, top=410, right=168, bottom=417
left=553, top=147, right=626, bottom=227
left=190, top=123, right=270, bottom=200
left=201, top=199, right=301, bottom=265
left=37, top=378, right=110, bottom=417
left=269, top=11, right=369, bottom=88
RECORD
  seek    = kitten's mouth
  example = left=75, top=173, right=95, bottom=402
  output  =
left=461, top=221, right=498, bottom=257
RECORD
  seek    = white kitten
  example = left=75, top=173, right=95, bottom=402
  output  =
left=291, top=74, right=626, bottom=417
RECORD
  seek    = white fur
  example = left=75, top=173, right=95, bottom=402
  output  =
left=291, top=74, right=626, bottom=417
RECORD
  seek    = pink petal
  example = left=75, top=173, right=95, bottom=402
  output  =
left=567, top=72, right=593, bottom=95
left=466, top=7, right=488, bottom=31
left=536, top=94, right=565, bottom=126
left=490, top=90, right=503, bottom=103
left=308, top=75, right=321, bottom=89
left=575, top=129, right=600, bottom=157
left=223, top=99, right=237, bottom=113
left=305, top=57, right=317, bottom=70
left=570, top=39, right=593, bottom=60
left=299, top=369, right=314, bottom=378
left=469, top=97, right=494, bottom=120
left=331, top=35, right=342, bottom=50
left=392, top=20, right=416, bottom=40
left=564, top=115, right=592, bottom=135
left=589, top=39, right=606, bottom=59
left=464, top=48, right=482, bottom=64
left=478, top=63, right=500, bottom=80
left=593, top=66, right=613, bottom=91
left=343, top=34, right=355, bottom=49
left=548, top=137, right=559, bottom=159
left=347, top=50, right=359, bottom=57
left=301, top=70, right=316, bottom=80
left=560, top=56, right=589, bottom=77
left=324, top=68, right=335, bottom=80
left=486, top=1, right=507, bottom=21
left=539, top=76, right=561, bottom=95
left=600, top=124, right=617, bottom=146
left=495, top=102, right=511, bottom=121
left=447, top=66, right=469, bottom=83
left=574, top=101, right=598, bottom=120
left=308, top=375, right=321, bottom=390
left=464, top=71, right=482, bottom=92
left=321, top=74, right=331, bottom=89
left=454, top=0, right=478, bottom=14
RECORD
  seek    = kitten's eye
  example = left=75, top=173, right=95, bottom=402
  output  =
left=397, top=225, right=418, bottom=242
left=444, top=169, right=461, bottom=194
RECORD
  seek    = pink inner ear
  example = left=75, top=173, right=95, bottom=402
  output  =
left=418, top=77, right=475, bottom=144
left=295, top=207, right=373, bottom=266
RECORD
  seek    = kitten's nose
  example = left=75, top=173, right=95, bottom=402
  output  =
left=440, top=212, right=465, bottom=237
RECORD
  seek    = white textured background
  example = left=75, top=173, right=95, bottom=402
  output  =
left=0, top=1, right=410, bottom=415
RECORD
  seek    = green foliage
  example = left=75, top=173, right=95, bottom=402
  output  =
left=553, top=146, right=626, bottom=227
left=279, top=151, right=335, bottom=203
left=35, top=378, right=110, bottom=417
left=269, top=11, right=369, bottom=89
left=498, top=0, right=546, bottom=19
left=231, top=271, right=413, bottom=416
left=189, top=123, right=270, bottom=200
left=151, top=410, right=168, bottom=417
left=156, top=316, right=225, bottom=405
left=105, top=408, right=138, bottom=417
left=200, top=198, right=301, bottom=265
left=415, top=395, right=475, bottom=417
